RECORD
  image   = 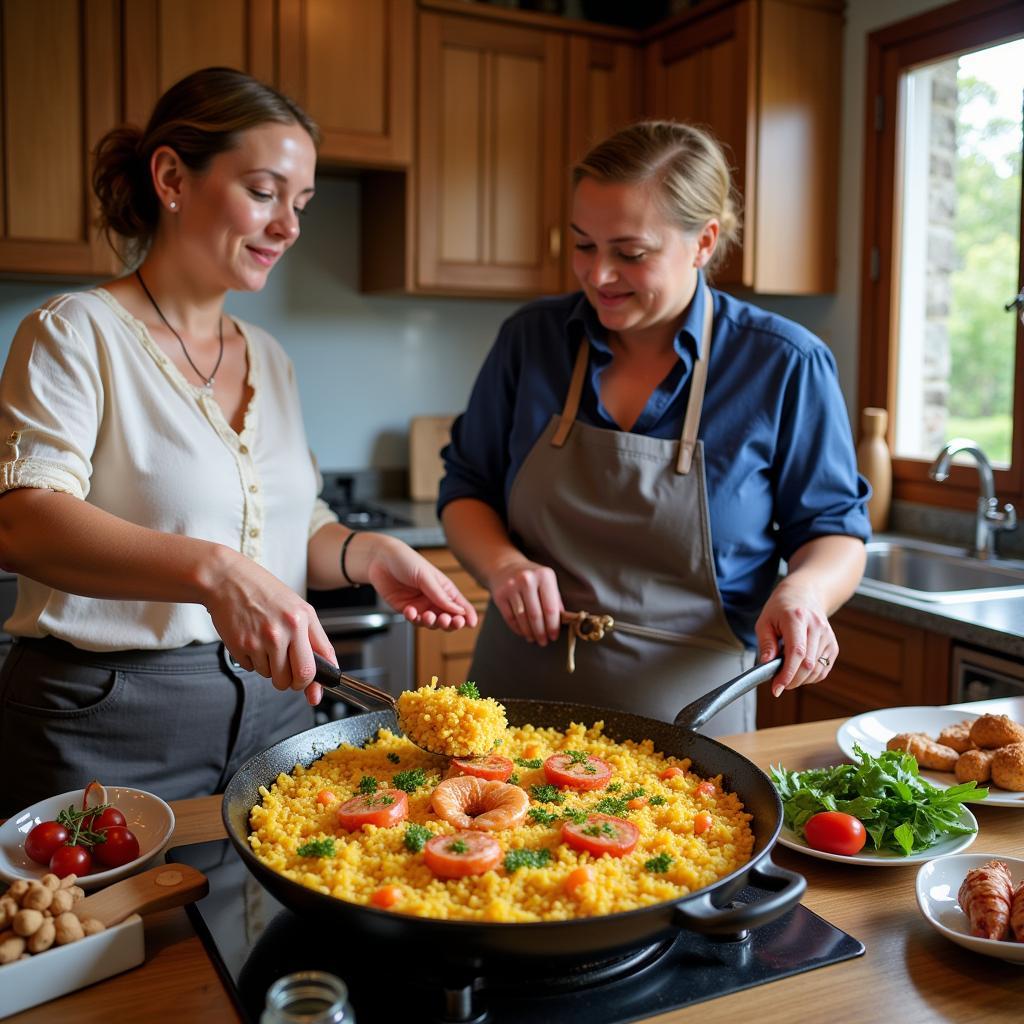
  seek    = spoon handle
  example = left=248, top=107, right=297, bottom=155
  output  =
left=313, top=653, right=397, bottom=712
left=75, top=864, right=208, bottom=928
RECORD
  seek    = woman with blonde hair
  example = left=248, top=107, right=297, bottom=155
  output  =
left=0, top=67, right=476, bottom=814
left=440, top=121, right=868, bottom=731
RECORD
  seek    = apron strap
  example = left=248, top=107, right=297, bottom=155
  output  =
left=551, top=338, right=590, bottom=448
left=676, top=282, right=715, bottom=475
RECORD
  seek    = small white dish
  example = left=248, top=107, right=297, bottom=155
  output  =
left=776, top=804, right=979, bottom=865
left=916, top=853, right=1024, bottom=962
left=836, top=705, right=1024, bottom=808
left=0, top=786, right=175, bottom=891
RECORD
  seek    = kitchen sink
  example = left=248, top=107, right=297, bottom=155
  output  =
left=859, top=537, right=1024, bottom=603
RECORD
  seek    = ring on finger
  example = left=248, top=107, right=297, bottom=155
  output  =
left=818, top=654, right=831, bottom=667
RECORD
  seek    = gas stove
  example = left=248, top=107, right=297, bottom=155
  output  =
left=320, top=471, right=412, bottom=531
left=168, top=841, right=863, bottom=1024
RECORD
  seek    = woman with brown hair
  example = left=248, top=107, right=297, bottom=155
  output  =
left=0, top=67, right=476, bottom=814
left=440, top=121, right=869, bottom=732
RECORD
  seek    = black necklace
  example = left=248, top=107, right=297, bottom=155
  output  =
left=135, top=269, right=224, bottom=392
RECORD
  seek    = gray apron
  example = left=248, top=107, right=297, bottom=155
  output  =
left=469, top=285, right=756, bottom=734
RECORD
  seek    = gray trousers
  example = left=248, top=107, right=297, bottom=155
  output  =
left=0, top=636, right=314, bottom=817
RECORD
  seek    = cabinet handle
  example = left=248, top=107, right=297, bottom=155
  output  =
left=549, top=226, right=561, bottom=259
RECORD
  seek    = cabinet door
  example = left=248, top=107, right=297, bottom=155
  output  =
left=414, top=548, right=489, bottom=688
left=416, top=11, right=565, bottom=295
left=123, top=0, right=275, bottom=129
left=279, top=0, right=413, bottom=168
left=643, top=1, right=754, bottom=288
left=564, top=36, right=641, bottom=289
left=0, top=0, right=118, bottom=275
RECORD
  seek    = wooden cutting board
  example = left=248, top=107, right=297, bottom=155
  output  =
left=409, top=414, right=456, bottom=502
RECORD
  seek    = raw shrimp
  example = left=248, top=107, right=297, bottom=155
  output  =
left=430, top=776, right=530, bottom=831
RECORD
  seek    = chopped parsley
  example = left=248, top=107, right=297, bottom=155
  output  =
left=493, top=737, right=503, bottom=747
left=528, top=807, right=560, bottom=826
left=387, top=753, right=401, bottom=764
left=623, top=788, right=646, bottom=800
left=296, top=838, right=336, bottom=858
left=392, top=768, right=428, bottom=793
left=358, top=776, right=379, bottom=794
left=364, top=793, right=395, bottom=806
left=564, top=750, right=591, bottom=765
left=582, top=821, right=617, bottom=838
left=504, top=848, right=551, bottom=872
left=515, top=757, right=543, bottom=769
left=404, top=823, right=433, bottom=853
left=561, top=808, right=588, bottom=824
left=530, top=783, right=565, bottom=805
left=592, top=796, right=629, bottom=816
left=649, top=795, right=667, bottom=806
left=645, top=853, right=674, bottom=873
left=509, top=772, right=521, bottom=785
left=456, top=681, right=481, bottom=699
left=606, top=782, right=622, bottom=793
left=448, top=839, right=469, bottom=854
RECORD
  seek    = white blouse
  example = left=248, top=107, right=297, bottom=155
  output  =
left=0, top=288, right=337, bottom=651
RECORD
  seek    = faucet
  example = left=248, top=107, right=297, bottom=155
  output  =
left=929, top=438, right=1017, bottom=559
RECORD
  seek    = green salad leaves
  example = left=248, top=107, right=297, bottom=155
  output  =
left=770, top=743, right=986, bottom=856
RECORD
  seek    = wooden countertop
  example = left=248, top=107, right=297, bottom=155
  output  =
left=9, top=716, right=1024, bottom=1024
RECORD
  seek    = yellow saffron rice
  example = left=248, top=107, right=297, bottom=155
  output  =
left=396, top=677, right=508, bottom=757
left=248, top=721, right=755, bottom=922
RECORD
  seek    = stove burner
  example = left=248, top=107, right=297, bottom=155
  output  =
left=330, top=501, right=411, bottom=530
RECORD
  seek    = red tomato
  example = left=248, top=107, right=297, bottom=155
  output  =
left=336, top=789, right=409, bottom=830
left=83, top=807, right=127, bottom=833
left=543, top=753, right=613, bottom=791
left=423, top=831, right=502, bottom=878
left=24, top=821, right=70, bottom=866
left=93, top=825, right=141, bottom=868
left=803, top=812, right=867, bottom=857
left=562, top=814, right=640, bottom=858
left=50, top=844, right=93, bottom=878
left=695, top=781, right=716, bottom=798
left=450, top=755, right=514, bottom=782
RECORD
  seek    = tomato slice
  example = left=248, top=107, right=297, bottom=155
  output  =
left=561, top=814, right=639, bottom=858
left=450, top=754, right=515, bottom=782
left=423, top=831, right=502, bottom=878
left=543, top=752, right=613, bottom=791
left=336, top=789, right=409, bottom=830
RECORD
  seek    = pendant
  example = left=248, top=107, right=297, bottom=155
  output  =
left=203, top=378, right=215, bottom=394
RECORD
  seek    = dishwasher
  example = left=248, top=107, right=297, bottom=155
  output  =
left=953, top=644, right=1024, bottom=702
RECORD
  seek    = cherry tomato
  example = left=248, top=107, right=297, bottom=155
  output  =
left=24, top=820, right=70, bottom=866
left=695, top=781, right=716, bottom=798
left=423, top=831, right=502, bottom=878
left=803, top=811, right=867, bottom=857
left=660, top=766, right=685, bottom=781
left=83, top=807, right=127, bottom=832
left=50, top=844, right=93, bottom=878
left=336, top=789, right=409, bottom=830
left=93, top=825, right=141, bottom=868
left=543, top=753, right=613, bottom=791
left=694, top=811, right=713, bottom=835
left=561, top=814, right=640, bottom=858
left=450, top=755, right=515, bottom=782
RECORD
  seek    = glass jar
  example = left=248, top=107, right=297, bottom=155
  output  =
left=260, top=971, right=355, bottom=1024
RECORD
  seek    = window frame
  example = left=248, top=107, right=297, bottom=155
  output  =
left=859, top=0, right=1024, bottom=512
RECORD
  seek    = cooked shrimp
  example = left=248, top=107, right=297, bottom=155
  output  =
left=958, top=860, right=1014, bottom=940
left=430, top=776, right=530, bottom=831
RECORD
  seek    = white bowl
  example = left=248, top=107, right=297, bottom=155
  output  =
left=915, top=852, right=1024, bottom=963
left=0, top=786, right=175, bottom=891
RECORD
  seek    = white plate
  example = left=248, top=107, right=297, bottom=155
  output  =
left=776, top=804, right=978, bottom=865
left=836, top=705, right=1024, bottom=808
left=916, top=853, right=1024, bottom=962
left=0, top=786, right=175, bottom=891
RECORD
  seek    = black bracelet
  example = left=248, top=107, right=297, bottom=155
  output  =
left=340, top=531, right=359, bottom=587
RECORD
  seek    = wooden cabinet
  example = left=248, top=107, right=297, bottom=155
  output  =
left=0, top=0, right=119, bottom=276
left=278, top=0, right=413, bottom=169
left=757, top=606, right=952, bottom=729
left=412, top=10, right=566, bottom=295
left=122, top=0, right=275, bottom=130
left=644, top=0, right=841, bottom=294
left=413, top=548, right=489, bottom=687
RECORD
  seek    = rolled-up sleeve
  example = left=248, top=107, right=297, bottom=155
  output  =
left=0, top=308, right=102, bottom=500
left=773, top=344, right=871, bottom=560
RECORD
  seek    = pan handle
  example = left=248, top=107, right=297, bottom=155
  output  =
left=671, top=856, right=806, bottom=936
left=672, top=656, right=783, bottom=730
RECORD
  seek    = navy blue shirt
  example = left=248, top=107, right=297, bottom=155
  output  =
left=439, top=279, right=871, bottom=647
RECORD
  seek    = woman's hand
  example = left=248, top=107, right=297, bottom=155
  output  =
left=487, top=557, right=564, bottom=646
left=202, top=547, right=334, bottom=706
left=352, top=533, right=479, bottom=630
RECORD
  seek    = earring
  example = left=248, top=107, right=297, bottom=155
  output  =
left=168, top=201, right=177, bottom=211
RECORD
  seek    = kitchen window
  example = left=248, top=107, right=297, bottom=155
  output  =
left=860, top=0, right=1024, bottom=511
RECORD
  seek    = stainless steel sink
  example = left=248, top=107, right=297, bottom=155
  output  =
left=860, top=537, right=1024, bottom=603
